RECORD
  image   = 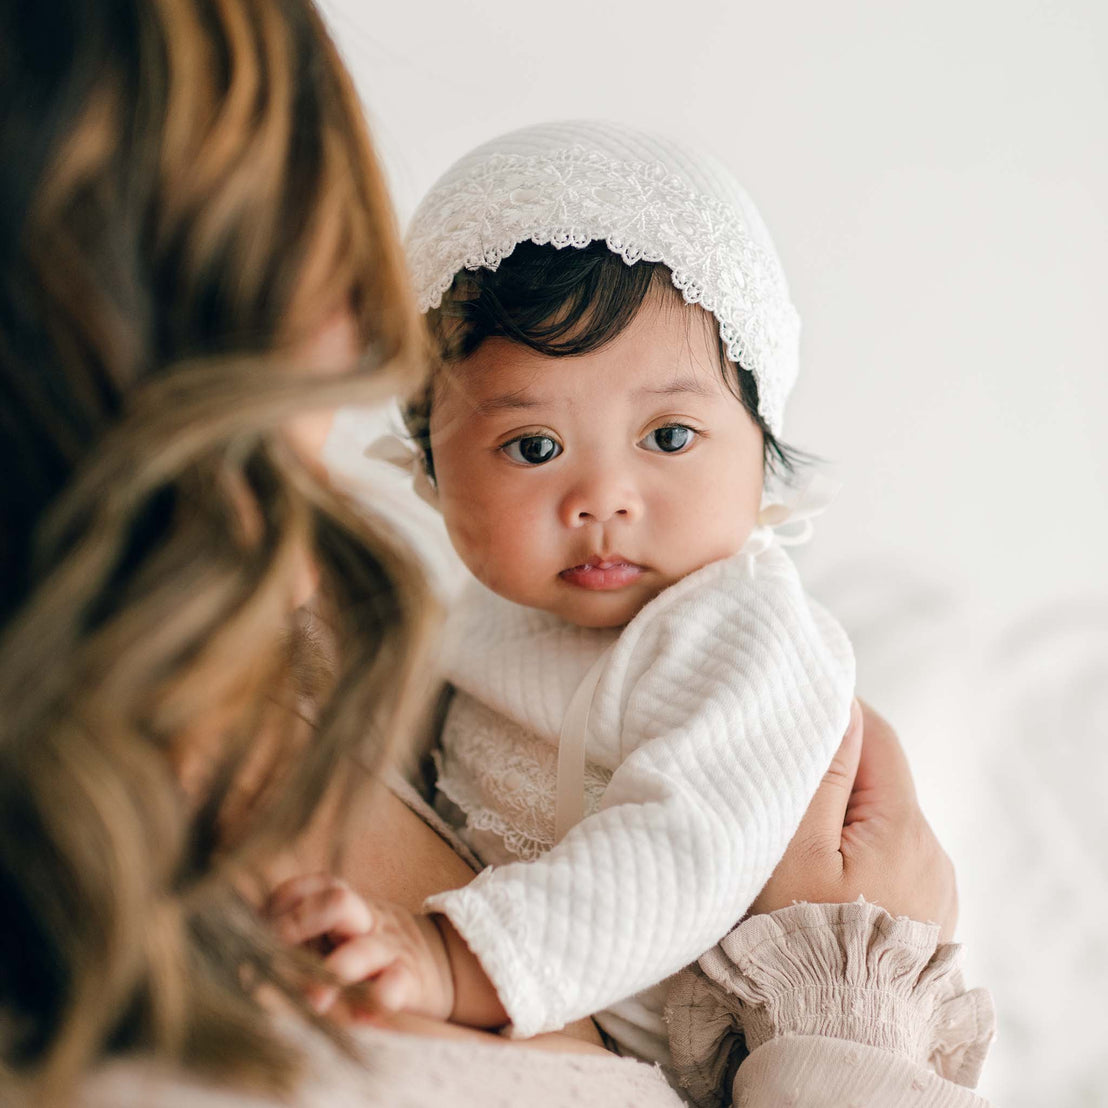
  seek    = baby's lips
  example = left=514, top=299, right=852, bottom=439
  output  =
left=562, top=553, right=641, bottom=572
left=559, top=561, right=646, bottom=590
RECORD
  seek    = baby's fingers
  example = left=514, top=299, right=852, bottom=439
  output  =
left=322, top=936, right=420, bottom=1019
left=361, top=961, right=420, bottom=1013
left=269, top=880, right=372, bottom=947
left=303, top=929, right=397, bottom=1016
left=324, top=933, right=404, bottom=989
left=266, top=873, right=336, bottom=918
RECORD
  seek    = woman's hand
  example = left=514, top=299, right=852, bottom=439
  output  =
left=752, top=700, right=958, bottom=940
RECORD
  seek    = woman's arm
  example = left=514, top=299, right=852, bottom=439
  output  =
left=263, top=777, right=475, bottom=911
left=667, top=702, right=995, bottom=1108
left=337, top=784, right=477, bottom=913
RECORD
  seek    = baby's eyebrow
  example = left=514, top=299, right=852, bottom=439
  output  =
left=636, top=375, right=718, bottom=399
left=473, top=391, right=544, bottom=415
left=470, top=375, right=716, bottom=414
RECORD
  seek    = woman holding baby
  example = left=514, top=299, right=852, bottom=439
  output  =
left=0, top=1, right=992, bottom=1105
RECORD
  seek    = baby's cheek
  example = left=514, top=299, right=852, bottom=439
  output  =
left=678, top=486, right=758, bottom=565
left=456, top=501, right=550, bottom=603
left=443, top=507, right=489, bottom=573
left=444, top=501, right=505, bottom=575
left=721, top=507, right=760, bottom=559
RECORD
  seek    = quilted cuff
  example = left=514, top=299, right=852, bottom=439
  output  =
left=425, top=871, right=557, bottom=1039
left=667, top=900, right=994, bottom=1107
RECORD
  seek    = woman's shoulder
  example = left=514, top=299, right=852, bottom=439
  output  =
left=79, top=1018, right=681, bottom=1108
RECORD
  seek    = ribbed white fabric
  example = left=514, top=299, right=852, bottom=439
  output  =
left=425, top=542, right=855, bottom=1049
left=405, top=120, right=800, bottom=435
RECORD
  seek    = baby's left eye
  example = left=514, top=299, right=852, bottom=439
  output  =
left=640, top=425, right=696, bottom=454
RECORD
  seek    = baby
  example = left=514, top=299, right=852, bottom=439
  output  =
left=270, top=121, right=855, bottom=1064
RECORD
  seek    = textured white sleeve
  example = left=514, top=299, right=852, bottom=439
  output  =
left=426, top=551, right=855, bottom=1038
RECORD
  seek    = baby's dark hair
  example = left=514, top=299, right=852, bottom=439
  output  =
left=405, top=240, right=806, bottom=481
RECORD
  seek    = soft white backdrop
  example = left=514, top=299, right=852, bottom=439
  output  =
left=316, top=2, right=1107, bottom=1103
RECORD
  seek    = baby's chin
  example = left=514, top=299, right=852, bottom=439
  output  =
left=540, top=583, right=668, bottom=630
left=555, top=606, right=636, bottom=630
left=475, top=581, right=644, bottom=629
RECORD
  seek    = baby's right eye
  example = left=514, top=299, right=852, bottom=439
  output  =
left=501, top=435, right=563, bottom=466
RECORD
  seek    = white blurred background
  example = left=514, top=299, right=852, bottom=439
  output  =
left=317, top=2, right=1108, bottom=1103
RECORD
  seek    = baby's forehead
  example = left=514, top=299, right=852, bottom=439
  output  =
left=443, top=298, right=732, bottom=403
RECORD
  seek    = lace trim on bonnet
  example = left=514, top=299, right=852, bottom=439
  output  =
left=405, top=122, right=801, bottom=436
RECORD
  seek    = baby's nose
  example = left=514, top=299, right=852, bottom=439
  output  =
left=576, top=504, right=629, bottom=524
left=559, top=475, right=641, bottom=526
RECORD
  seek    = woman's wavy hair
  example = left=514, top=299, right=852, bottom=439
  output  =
left=0, top=0, right=433, bottom=1098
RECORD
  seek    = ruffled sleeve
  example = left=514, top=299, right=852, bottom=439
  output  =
left=666, top=900, right=995, bottom=1108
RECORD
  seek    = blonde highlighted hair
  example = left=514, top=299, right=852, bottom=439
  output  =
left=0, top=0, right=431, bottom=1098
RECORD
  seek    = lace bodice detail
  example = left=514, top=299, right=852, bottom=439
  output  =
left=436, top=691, right=612, bottom=863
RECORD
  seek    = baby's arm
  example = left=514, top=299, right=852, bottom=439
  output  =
left=428, top=552, right=856, bottom=1039
left=266, top=872, right=508, bottom=1026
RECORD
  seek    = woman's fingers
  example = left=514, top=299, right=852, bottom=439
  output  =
left=845, top=701, right=919, bottom=823
left=750, top=699, right=959, bottom=938
left=791, top=698, right=864, bottom=854
left=751, top=701, right=863, bottom=913
left=837, top=705, right=958, bottom=940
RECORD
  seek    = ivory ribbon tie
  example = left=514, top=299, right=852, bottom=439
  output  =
left=364, top=430, right=439, bottom=508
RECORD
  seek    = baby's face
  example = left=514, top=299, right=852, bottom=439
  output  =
left=430, top=296, right=765, bottom=628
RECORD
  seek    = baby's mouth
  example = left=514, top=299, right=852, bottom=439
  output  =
left=559, top=556, right=645, bottom=591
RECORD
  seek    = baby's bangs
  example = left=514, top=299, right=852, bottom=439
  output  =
left=435, top=241, right=664, bottom=361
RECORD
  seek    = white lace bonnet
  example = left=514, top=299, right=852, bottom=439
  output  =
left=405, top=119, right=801, bottom=435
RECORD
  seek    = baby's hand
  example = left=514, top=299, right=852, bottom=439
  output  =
left=265, top=873, right=455, bottom=1022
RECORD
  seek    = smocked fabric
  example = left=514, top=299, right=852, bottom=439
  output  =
left=667, top=900, right=996, bottom=1108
